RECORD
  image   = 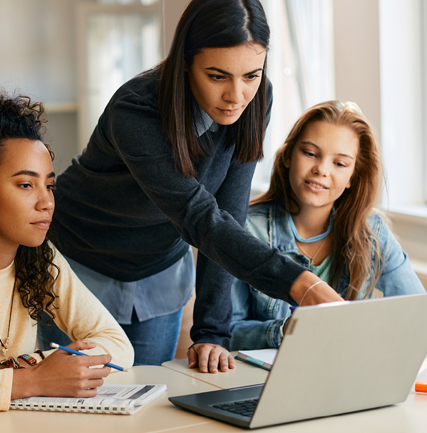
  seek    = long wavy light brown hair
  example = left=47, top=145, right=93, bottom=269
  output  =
left=0, top=92, right=59, bottom=322
left=252, top=101, right=383, bottom=300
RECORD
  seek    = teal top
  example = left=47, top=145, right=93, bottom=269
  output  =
left=310, top=254, right=333, bottom=284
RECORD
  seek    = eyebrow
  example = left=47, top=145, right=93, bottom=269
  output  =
left=12, top=170, right=55, bottom=179
left=205, top=67, right=264, bottom=76
left=300, top=141, right=355, bottom=160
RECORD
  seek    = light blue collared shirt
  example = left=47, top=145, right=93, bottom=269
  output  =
left=65, top=246, right=195, bottom=324
left=193, top=104, right=219, bottom=137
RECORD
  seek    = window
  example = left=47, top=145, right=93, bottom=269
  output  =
left=379, top=0, right=426, bottom=210
left=77, top=1, right=164, bottom=150
left=253, top=0, right=334, bottom=194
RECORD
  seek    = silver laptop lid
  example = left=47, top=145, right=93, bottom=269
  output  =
left=251, top=294, right=427, bottom=428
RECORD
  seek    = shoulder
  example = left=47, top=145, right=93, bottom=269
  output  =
left=245, top=202, right=274, bottom=246
left=366, top=210, right=403, bottom=260
left=366, top=210, right=393, bottom=239
left=247, top=201, right=271, bottom=218
left=49, top=243, right=83, bottom=288
left=101, top=67, right=171, bottom=157
left=110, top=67, right=161, bottom=112
left=49, top=243, right=72, bottom=277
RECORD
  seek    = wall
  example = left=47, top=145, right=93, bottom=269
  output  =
left=0, top=0, right=188, bottom=174
left=0, top=0, right=95, bottom=173
left=333, top=0, right=381, bottom=139
left=333, top=0, right=427, bottom=288
left=164, top=0, right=189, bottom=54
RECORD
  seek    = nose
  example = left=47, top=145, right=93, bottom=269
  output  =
left=313, top=160, right=329, bottom=176
left=223, top=80, right=244, bottom=104
left=36, top=188, right=55, bottom=212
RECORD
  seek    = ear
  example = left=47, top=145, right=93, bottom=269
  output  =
left=284, top=157, right=291, bottom=168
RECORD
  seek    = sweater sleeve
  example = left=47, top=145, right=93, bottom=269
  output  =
left=48, top=247, right=134, bottom=368
left=0, top=368, right=13, bottom=411
left=191, top=158, right=256, bottom=344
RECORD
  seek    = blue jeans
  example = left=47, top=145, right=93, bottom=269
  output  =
left=37, top=307, right=183, bottom=366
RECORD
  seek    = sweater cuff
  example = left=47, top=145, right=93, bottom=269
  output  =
left=0, top=368, right=13, bottom=411
left=30, top=348, right=55, bottom=363
left=190, top=334, right=227, bottom=347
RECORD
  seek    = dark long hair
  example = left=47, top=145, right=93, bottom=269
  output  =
left=0, top=92, right=59, bottom=322
left=159, top=0, right=270, bottom=177
left=252, top=101, right=383, bottom=300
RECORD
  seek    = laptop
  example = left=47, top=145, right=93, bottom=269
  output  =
left=169, top=293, right=427, bottom=429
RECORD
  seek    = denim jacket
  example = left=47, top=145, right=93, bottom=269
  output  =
left=226, top=202, right=425, bottom=351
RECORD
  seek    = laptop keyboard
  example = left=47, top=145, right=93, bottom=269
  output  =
left=213, top=398, right=259, bottom=417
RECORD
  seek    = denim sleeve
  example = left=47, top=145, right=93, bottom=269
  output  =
left=374, top=217, right=425, bottom=296
left=225, top=278, right=292, bottom=351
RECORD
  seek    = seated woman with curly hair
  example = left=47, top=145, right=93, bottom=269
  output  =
left=0, top=92, right=134, bottom=411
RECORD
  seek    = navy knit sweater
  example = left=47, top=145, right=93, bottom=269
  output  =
left=52, top=69, right=305, bottom=345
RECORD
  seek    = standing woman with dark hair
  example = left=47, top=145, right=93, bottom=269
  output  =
left=39, top=0, right=342, bottom=372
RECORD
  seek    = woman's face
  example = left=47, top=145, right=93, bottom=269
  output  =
left=0, top=139, right=55, bottom=262
left=285, top=121, right=358, bottom=214
left=187, top=43, right=266, bottom=125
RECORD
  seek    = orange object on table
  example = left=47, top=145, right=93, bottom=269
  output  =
left=415, top=382, right=427, bottom=393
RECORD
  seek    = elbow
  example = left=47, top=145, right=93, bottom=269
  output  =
left=122, top=342, right=135, bottom=369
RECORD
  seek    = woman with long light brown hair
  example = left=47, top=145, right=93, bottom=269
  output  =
left=227, top=100, right=425, bottom=350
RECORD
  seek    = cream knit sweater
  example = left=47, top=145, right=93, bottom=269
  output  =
left=0, top=245, right=134, bottom=411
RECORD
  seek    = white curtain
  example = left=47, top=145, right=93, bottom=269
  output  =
left=252, top=0, right=334, bottom=193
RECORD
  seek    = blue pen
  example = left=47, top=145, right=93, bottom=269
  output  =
left=50, top=342, right=128, bottom=372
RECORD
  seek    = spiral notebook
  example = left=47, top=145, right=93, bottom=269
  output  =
left=10, top=383, right=166, bottom=415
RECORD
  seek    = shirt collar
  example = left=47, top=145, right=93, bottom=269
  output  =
left=193, top=104, right=219, bottom=138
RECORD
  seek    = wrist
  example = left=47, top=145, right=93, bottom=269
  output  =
left=289, top=271, right=321, bottom=304
left=18, top=354, right=38, bottom=367
left=11, top=367, right=37, bottom=399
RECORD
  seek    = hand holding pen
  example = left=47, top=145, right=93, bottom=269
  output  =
left=12, top=341, right=115, bottom=399
left=50, top=342, right=128, bottom=371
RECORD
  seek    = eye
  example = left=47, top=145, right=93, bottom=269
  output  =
left=19, top=183, right=32, bottom=189
left=335, top=162, right=347, bottom=168
left=303, top=150, right=316, bottom=158
left=46, top=183, right=56, bottom=192
left=208, top=74, right=226, bottom=82
left=245, top=74, right=260, bottom=81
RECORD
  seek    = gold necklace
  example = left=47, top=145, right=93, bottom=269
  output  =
left=296, top=236, right=328, bottom=266
left=0, top=281, right=16, bottom=356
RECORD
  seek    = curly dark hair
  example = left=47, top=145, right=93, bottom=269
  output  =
left=0, top=92, right=59, bottom=322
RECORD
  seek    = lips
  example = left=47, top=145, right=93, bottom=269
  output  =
left=30, top=219, right=52, bottom=229
left=305, top=180, right=328, bottom=190
left=218, top=107, right=240, bottom=116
